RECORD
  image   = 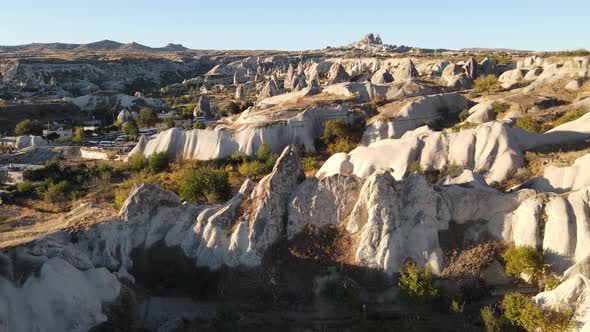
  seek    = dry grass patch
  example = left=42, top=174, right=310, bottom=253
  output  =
left=525, top=140, right=590, bottom=177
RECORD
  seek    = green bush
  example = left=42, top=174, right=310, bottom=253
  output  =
left=502, top=293, right=574, bottom=332
left=321, top=277, right=361, bottom=307
left=406, top=161, right=424, bottom=176
left=301, top=157, right=320, bottom=173
left=138, top=108, right=157, bottom=128
left=148, top=152, right=169, bottom=173
left=178, top=167, right=230, bottom=204
left=44, top=132, right=60, bottom=141
left=122, top=120, right=139, bottom=137
left=319, top=119, right=363, bottom=154
left=398, top=262, right=440, bottom=304
left=450, top=299, right=464, bottom=314
left=193, top=121, right=206, bottom=129
left=480, top=305, right=506, bottom=332
left=127, top=153, right=148, bottom=172
left=514, top=116, right=544, bottom=133
left=43, top=180, right=69, bottom=203
left=502, top=246, right=545, bottom=280
left=227, top=101, right=241, bottom=115
left=473, top=75, right=501, bottom=93
left=502, top=293, right=530, bottom=328
left=458, top=109, right=470, bottom=122
left=321, top=119, right=352, bottom=145
left=328, top=138, right=356, bottom=153
left=552, top=109, right=586, bottom=128
left=238, top=160, right=268, bottom=178
left=17, top=180, right=37, bottom=195
left=72, top=127, right=85, bottom=143
left=228, top=152, right=250, bottom=164
left=256, top=144, right=273, bottom=161
left=15, top=119, right=43, bottom=136
left=165, top=118, right=175, bottom=128
left=491, top=101, right=510, bottom=115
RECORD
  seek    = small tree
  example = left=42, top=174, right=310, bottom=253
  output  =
left=138, top=107, right=157, bottom=128
left=502, top=246, right=545, bottom=280
left=148, top=152, right=169, bottom=173
left=256, top=144, right=273, bottom=161
left=45, top=132, right=60, bottom=141
left=473, top=75, right=501, bottom=92
left=502, top=293, right=574, bottom=331
left=164, top=118, right=175, bottom=128
left=398, top=262, right=440, bottom=304
left=193, top=121, right=206, bottom=129
left=127, top=153, right=147, bottom=172
left=72, top=127, right=85, bottom=143
left=122, top=120, right=139, bottom=137
left=15, top=119, right=43, bottom=136
left=238, top=160, right=268, bottom=178
left=178, top=168, right=230, bottom=204
left=227, top=101, right=241, bottom=115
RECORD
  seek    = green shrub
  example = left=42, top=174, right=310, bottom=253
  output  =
left=328, top=138, right=356, bottom=154
left=544, top=274, right=561, bottom=291
left=502, top=246, right=545, bottom=280
left=138, top=108, right=157, bottom=128
left=439, top=163, right=463, bottom=179
left=458, top=109, right=470, bottom=122
left=127, top=153, right=148, bottom=172
left=14, top=119, right=43, bottom=136
left=502, top=293, right=530, bottom=328
left=43, top=180, right=69, bottom=203
left=17, top=180, right=37, bottom=195
left=256, top=144, right=273, bottom=161
left=320, top=119, right=363, bottom=154
left=473, top=75, right=501, bottom=93
left=480, top=305, right=505, bottom=332
left=491, top=101, right=510, bottom=115
left=321, top=277, right=361, bottom=307
left=228, top=152, right=250, bottom=164
left=502, top=293, right=574, bottom=332
left=148, top=152, right=169, bottom=173
left=44, top=132, right=60, bottom=141
left=552, top=109, right=586, bottom=128
left=227, top=101, right=241, bottom=115
left=165, top=118, right=175, bottom=128
left=238, top=160, right=268, bottom=178
left=406, top=161, right=424, bottom=176
left=321, top=119, right=352, bottom=145
left=301, top=157, right=320, bottom=173
left=193, top=121, right=206, bottom=129
left=122, top=120, right=139, bottom=137
left=398, top=262, right=440, bottom=304
left=514, top=116, right=544, bottom=133
left=72, top=127, right=85, bottom=143
left=178, top=168, right=230, bottom=204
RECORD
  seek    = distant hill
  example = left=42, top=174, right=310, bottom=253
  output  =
left=0, top=40, right=190, bottom=53
left=76, top=40, right=124, bottom=51
left=459, top=47, right=530, bottom=53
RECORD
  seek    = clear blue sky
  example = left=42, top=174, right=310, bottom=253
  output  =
left=2, top=0, right=589, bottom=51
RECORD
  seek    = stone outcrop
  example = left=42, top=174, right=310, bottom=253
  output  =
left=361, top=93, right=470, bottom=144
left=370, top=68, right=394, bottom=84
left=327, top=63, right=350, bottom=85
left=392, top=58, right=419, bottom=82
left=258, top=79, right=279, bottom=100
left=193, top=94, right=212, bottom=118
